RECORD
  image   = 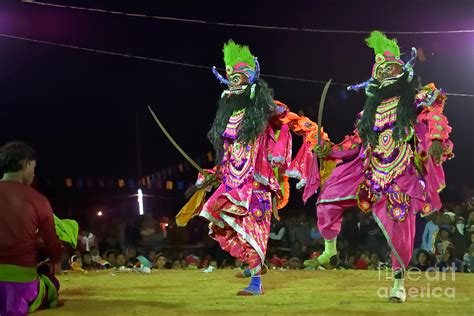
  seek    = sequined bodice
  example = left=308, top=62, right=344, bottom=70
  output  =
left=221, top=109, right=255, bottom=189
left=365, top=97, right=414, bottom=191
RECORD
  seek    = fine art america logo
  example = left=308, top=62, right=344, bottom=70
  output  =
left=377, top=264, right=456, bottom=299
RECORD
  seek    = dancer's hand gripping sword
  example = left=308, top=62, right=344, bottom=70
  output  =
left=147, top=106, right=219, bottom=198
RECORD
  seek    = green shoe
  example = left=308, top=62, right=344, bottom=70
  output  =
left=304, top=253, right=338, bottom=269
left=303, top=258, right=321, bottom=267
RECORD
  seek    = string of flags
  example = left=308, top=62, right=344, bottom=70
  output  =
left=55, top=151, right=214, bottom=191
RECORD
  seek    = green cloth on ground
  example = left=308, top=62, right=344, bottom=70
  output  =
left=54, top=214, right=79, bottom=248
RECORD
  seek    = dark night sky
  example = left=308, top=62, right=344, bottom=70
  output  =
left=0, top=0, right=473, bottom=190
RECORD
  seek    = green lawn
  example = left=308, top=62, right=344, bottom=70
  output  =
left=37, top=269, right=474, bottom=315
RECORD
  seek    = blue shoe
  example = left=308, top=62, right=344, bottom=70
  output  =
left=236, top=284, right=264, bottom=295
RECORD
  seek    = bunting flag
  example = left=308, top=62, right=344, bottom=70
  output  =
left=118, top=179, right=126, bottom=188
left=146, top=176, right=152, bottom=189
left=55, top=150, right=218, bottom=191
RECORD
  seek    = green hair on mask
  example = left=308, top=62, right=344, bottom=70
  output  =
left=223, top=39, right=256, bottom=68
left=365, top=31, right=401, bottom=57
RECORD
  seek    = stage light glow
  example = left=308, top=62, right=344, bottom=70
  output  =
left=138, top=189, right=144, bottom=215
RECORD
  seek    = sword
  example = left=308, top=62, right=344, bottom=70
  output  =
left=316, top=79, right=332, bottom=169
left=147, top=106, right=206, bottom=175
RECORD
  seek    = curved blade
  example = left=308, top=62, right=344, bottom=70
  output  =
left=147, top=106, right=206, bottom=175
left=317, top=79, right=332, bottom=145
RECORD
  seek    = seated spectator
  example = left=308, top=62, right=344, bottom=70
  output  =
left=465, top=210, right=474, bottom=236
left=289, top=242, right=302, bottom=259
left=155, top=254, right=167, bottom=269
left=126, top=246, right=138, bottom=266
left=467, top=232, right=474, bottom=251
left=442, top=212, right=456, bottom=233
left=148, top=250, right=158, bottom=263
left=90, top=246, right=101, bottom=262
left=288, top=257, right=301, bottom=270
left=69, top=255, right=87, bottom=273
left=115, top=253, right=127, bottom=268
left=436, top=243, right=464, bottom=272
left=89, top=246, right=111, bottom=269
left=269, top=220, right=289, bottom=248
left=453, top=204, right=464, bottom=217
left=452, top=217, right=467, bottom=260
left=436, top=226, right=452, bottom=247
left=346, top=255, right=356, bottom=269
left=355, top=253, right=369, bottom=270
left=172, top=260, right=182, bottom=269
left=186, top=255, right=201, bottom=269
left=164, top=260, right=173, bottom=269
left=414, top=249, right=435, bottom=271
left=81, top=251, right=98, bottom=270
left=308, top=250, right=322, bottom=262
left=421, top=213, right=440, bottom=253
left=367, top=253, right=381, bottom=270
left=463, top=244, right=474, bottom=273
left=268, top=254, right=283, bottom=269
left=105, top=250, right=116, bottom=267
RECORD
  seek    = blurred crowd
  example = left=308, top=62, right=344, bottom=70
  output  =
left=59, top=202, right=474, bottom=274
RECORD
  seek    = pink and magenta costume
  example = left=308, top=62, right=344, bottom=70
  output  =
left=305, top=84, right=453, bottom=271
left=199, top=104, right=292, bottom=275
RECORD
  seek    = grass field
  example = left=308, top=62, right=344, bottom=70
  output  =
left=37, top=269, right=474, bottom=315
